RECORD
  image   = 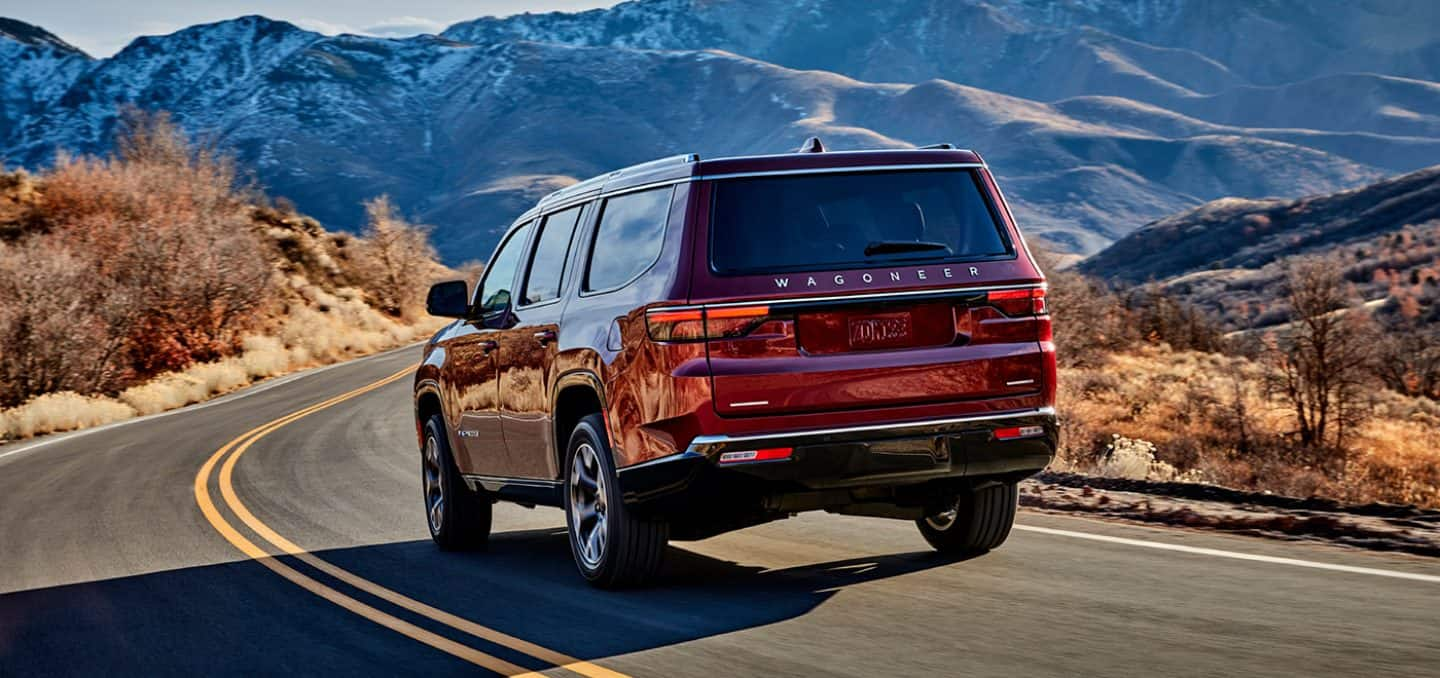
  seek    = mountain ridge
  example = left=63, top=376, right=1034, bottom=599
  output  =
left=2, top=3, right=1437, bottom=262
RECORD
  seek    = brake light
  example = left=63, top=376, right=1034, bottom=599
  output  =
left=647, top=305, right=773, bottom=342
left=718, top=447, right=793, bottom=464
left=987, top=287, right=1046, bottom=316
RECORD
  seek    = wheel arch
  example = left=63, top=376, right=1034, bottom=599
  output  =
left=552, top=370, right=609, bottom=478
left=414, top=381, right=444, bottom=448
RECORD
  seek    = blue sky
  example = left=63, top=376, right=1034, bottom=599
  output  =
left=2, top=1, right=619, bottom=57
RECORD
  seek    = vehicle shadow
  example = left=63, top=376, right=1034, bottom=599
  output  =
left=0, top=528, right=973, bottom=675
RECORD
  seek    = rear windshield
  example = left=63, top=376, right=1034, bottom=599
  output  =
left=709, top=169, right=1012, bottom=275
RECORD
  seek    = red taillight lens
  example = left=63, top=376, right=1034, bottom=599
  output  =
left=987, top=287, right=1047, bottom=317
left=961, top=287, right=1049, bottom=344
left=647, top=305, right=772, bottom=342
left=718, top=447, right=793, bottom=464
left=645, top=308, right=705, bottom=341
left=993, top=425, right=1046, bottom=441
left=705, top=305, right=771, bottom=339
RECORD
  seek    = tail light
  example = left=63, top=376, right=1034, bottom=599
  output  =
left=958, top=286, right=1051, bottom=343
left=647, top=305, right=774, bottom=342
left=986, top=287, right=1047, bottom=316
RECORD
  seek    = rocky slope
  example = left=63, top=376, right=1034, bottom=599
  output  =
left=1081, top=165, right=1440, bottom=329
left=1, top=1, right=1437, bottom=261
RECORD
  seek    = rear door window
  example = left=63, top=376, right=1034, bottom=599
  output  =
left=584, top=187, right=673, bottom=292
left=521, top=205, right=583, bottom=305
left=709, top=169, right=1011, bottom=275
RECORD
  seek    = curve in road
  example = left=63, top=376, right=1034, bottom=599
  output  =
left=3, top=346, right=1439, bottom=677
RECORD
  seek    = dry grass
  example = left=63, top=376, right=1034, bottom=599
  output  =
left=1059, top=344, right=1440, bottom=507
left=0, top=392, right=137, bottom=439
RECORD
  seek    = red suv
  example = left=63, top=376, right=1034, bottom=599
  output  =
left=415, top=141, right=1057, bottom=587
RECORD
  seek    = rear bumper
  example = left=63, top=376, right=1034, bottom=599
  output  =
left=616, top=407, right=1056, bottom=508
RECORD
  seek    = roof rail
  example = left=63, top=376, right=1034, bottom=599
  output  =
left=918, top=143, right=956, bottom=149
left=539, top=153, right=699, bottom=206
left=796, top=137, right=826, bottom=153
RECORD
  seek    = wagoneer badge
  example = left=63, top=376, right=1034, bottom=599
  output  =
left=773, top=266, right=981, bottom=289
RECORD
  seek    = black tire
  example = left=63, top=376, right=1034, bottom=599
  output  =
left=563, top=413, right=668, bottom=588
left=916, top=482, right=1018, bottom=555
left=421, top=414, right=491, bottom=551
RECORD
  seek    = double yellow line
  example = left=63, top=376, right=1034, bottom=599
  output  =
left=193, top=365, right=628, bottom=677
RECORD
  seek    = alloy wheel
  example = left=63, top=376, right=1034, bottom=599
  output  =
left=925, top=500, right=959, bottom=531
left=422, top=434, right=445, bottom=534
left=568, top=442, right=608, bottom=568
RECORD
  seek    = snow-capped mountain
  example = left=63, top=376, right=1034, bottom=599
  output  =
left=2, top=1, right=1438, bottom=262
left=443, top=0, right=1440, bottom=105
left=0, top=18, right=91, bottom=139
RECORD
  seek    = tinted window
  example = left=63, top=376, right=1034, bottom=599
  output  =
left=585, top=187, right=673, bottom=292
left=476, top=222, right=531, bottom=316
left=522, top=205, right=583, bottom=305
left=709, top=170, right=1010, bottom=275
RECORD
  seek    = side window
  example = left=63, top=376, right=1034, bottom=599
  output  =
left=475, top=222, right=532, bottom=317
left=585, top=187, right=673, bottom=292
left=521, top=204, right=583, bottom=305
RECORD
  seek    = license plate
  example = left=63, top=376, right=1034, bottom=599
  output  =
left=848, top=313, right=912, bottom=348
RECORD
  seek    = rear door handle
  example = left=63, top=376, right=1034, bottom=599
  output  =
left=478, top=339, right=498, bottom=354
left=533, top=329, right=557, bottom=345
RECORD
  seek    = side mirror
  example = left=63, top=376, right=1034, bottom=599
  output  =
left=425, top=280, right=470, bottom=318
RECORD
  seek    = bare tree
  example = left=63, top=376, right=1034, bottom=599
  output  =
left=1262, top=256, right=1376, bottom=464
left=351, top=196, right=437, bottom=318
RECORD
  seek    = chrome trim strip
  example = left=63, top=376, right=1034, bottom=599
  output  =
left=686, top=407, right=1056, bottom=450
left=729, top=400, right=770, bottom=408
left=699, top=163, right=986, bottom=181
left=655, top=282, right=1045, bottom=312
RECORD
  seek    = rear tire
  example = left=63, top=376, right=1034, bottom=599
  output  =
left=916, top=482, right=1017, bottom=555
left=564, top=414, right=668, bottom=588
left=421, top=414, right=491, bottom=551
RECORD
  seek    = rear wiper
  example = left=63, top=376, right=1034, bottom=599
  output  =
left=864, top=240, right=952, bottom=257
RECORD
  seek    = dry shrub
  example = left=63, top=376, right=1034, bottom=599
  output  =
left=0, top=240, right=133, bottom=404
left=0, top=108, right=452, bottom=440
left=0, top=109, right=275, bottom=405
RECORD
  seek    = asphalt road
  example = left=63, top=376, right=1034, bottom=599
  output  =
left=2, top=346, right=1438, bottom=677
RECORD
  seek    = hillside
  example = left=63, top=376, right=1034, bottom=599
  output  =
left=0, top=115, right=449, bottom=439
left=2, top=2, right=1438, bottom=261
left=1080, top=165, right=1440, bottom=330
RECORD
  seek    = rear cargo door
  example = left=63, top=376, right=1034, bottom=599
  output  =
left=695, top=166, right=1047, bottom=416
